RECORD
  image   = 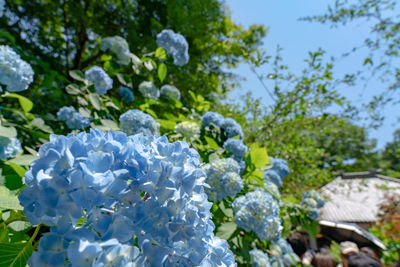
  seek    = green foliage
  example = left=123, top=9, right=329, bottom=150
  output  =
left=0, top=242, right=33, bottom=267
left=303, top=0, right=400, bottom=117
left=0, top=1, right=343, bottom=265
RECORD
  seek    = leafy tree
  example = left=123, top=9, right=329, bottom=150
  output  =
left=0, top=0, right=266, bottom=103
left=303, top=0, right=400, bottom=115
left=381, top=129, right=400, bottom=174
left=220, top=48, right=369, bottom=193
left=370, top=194, right=400, bottom=265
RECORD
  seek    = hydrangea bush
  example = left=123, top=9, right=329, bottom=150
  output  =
left=138, top=81, right=160, bottom=100
left=19, top=129, right=236, bottom=266
left=160, top=84, right=181, bottom=100
left=0, top=45, right=34, bottom=92
left=156, top=29, right=189, bottom=66
left=302, top=190, right=325, bottom=220
left=119, top=109, right=159, bottom=136
left=101, top=36, right=131, bottom=65
left=0, top=136, right=21, bottom=160
left=0, top=23, right=320, bottom=267
left=118, top=86, right=134, bottom=103
left=57, top=106, right=90, bottom=130
left=84, top=66, right=113, bottom=94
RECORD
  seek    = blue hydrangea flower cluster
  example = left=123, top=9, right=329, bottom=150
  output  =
left=202, top=158, right=243, bottom=201
left=84, top=66, right=113, bottom=94
left=271, top=238, right=300, bottom=266
left=0, top=0, right=4, bottom=17
left=101, top=36, right=131, bottom=65
left=201, top=112, right=225, bottom=128
left=119, top=109, right=159, bottom=136
left=138, top=81, right=160, bottom=100
left=223, top=138, right=247, bottom=161
left=156, top=29, right=189, bottom=66
left=118, top=86, right=134, bottom=103
left=264, top=180, right=280, bottom=198
left=174, top=121, right=200, bottom=139
left=160, top=84, right=181, bottom=100
left=0, top=45, right=34, bottom=92
left=232, top=189, right=282, bottom=241
left=221, top=118, right=244, bottom=139
left=201, top=112, right=244, bottom=139
left=57, top=106, right=90, bottom=130
left=250, top=249, right=270, bottom=267
left=302, top=190, right=325, bottom=220
left=0, top=136, right=21, bottom=160
left=263, top=158, right=290, bottom=188
left=19, top=129, right=236, bottom=266
left=269, top=256, right=285, bottom=267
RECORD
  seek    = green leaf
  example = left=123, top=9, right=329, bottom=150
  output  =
left=170, top=98, right=183, bottom=108
left=158, top=119, right=176, bottom=130
left=7, top=155, right=38, bottom=166
left=0, top=223, right=9, bottom=243
left=65, top=84, right=83, bottom=95
left=155, top=47, right=167, bottom=60
left=5, top=94, right=33, bottom=113
left=5, top=162, right=26, bottom=178
left=282, top=196, right=298, bottom=204
left=247, top=170, right=265, bottom=188
left=216, top=222, right=237, bottom=240
left=116, top=73, right=128, bottom=86
left=0, top=186, right=23, bottom=210
left=100, top=54, right=113, bottom=61
left=78, top=107, right=91, bottom=118
left=8, top=221, right=30, bottom=232
left=88, top=93, right=102, bottom=110
left=0, top=242, right=33, bottom=267
left=158, top=63, right=167, bottom=82
left=69, top=70, right=85, bottom=82
left=100, top=119, right=119, bottom=131
left=0, top=126, right=17, bottom=138
left=4, top=174, right=23, bottom=191
left=249, top=143, right=269, bottom=168
left=205, top=136, right=219, bottom=150
left=301, top=219, right=319, bottom=239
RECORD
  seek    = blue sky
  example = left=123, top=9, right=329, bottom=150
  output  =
left=226, top=0, right=398, bottom=149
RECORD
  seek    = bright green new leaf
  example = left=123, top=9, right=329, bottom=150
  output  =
left=0, top=126, right=17, bottom=138
left=0, top=186, right=23, bottom=210
left=5, top=162, right=26, bottom=178
left=158, top=63, right=167, bottom=82
left=155, top=47, right=167, bottom=60
left=0, top=242, right=33, bottom=267
left=205, top=136, right=219, bottom=150
left=249, top=143, right=269, bottom=168
left=158, top=119, right=176, bottom=130
left=5, top=94, right=33, bottom=113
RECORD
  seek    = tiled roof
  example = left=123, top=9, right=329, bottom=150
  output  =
left=320, top=172, right=400, bottom=223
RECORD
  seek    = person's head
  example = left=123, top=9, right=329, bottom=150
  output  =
left=340, top=241, right=359, bottom=267
left=311, top=252, right=336, bottom=267
left=288, top=232, right=307, bottom=257
left=360, top=247, right=380, bottom=262
left=348, top=252, right=381, bottom=267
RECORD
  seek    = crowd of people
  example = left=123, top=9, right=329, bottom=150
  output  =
left=288, top=233, right=386, bottom=267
